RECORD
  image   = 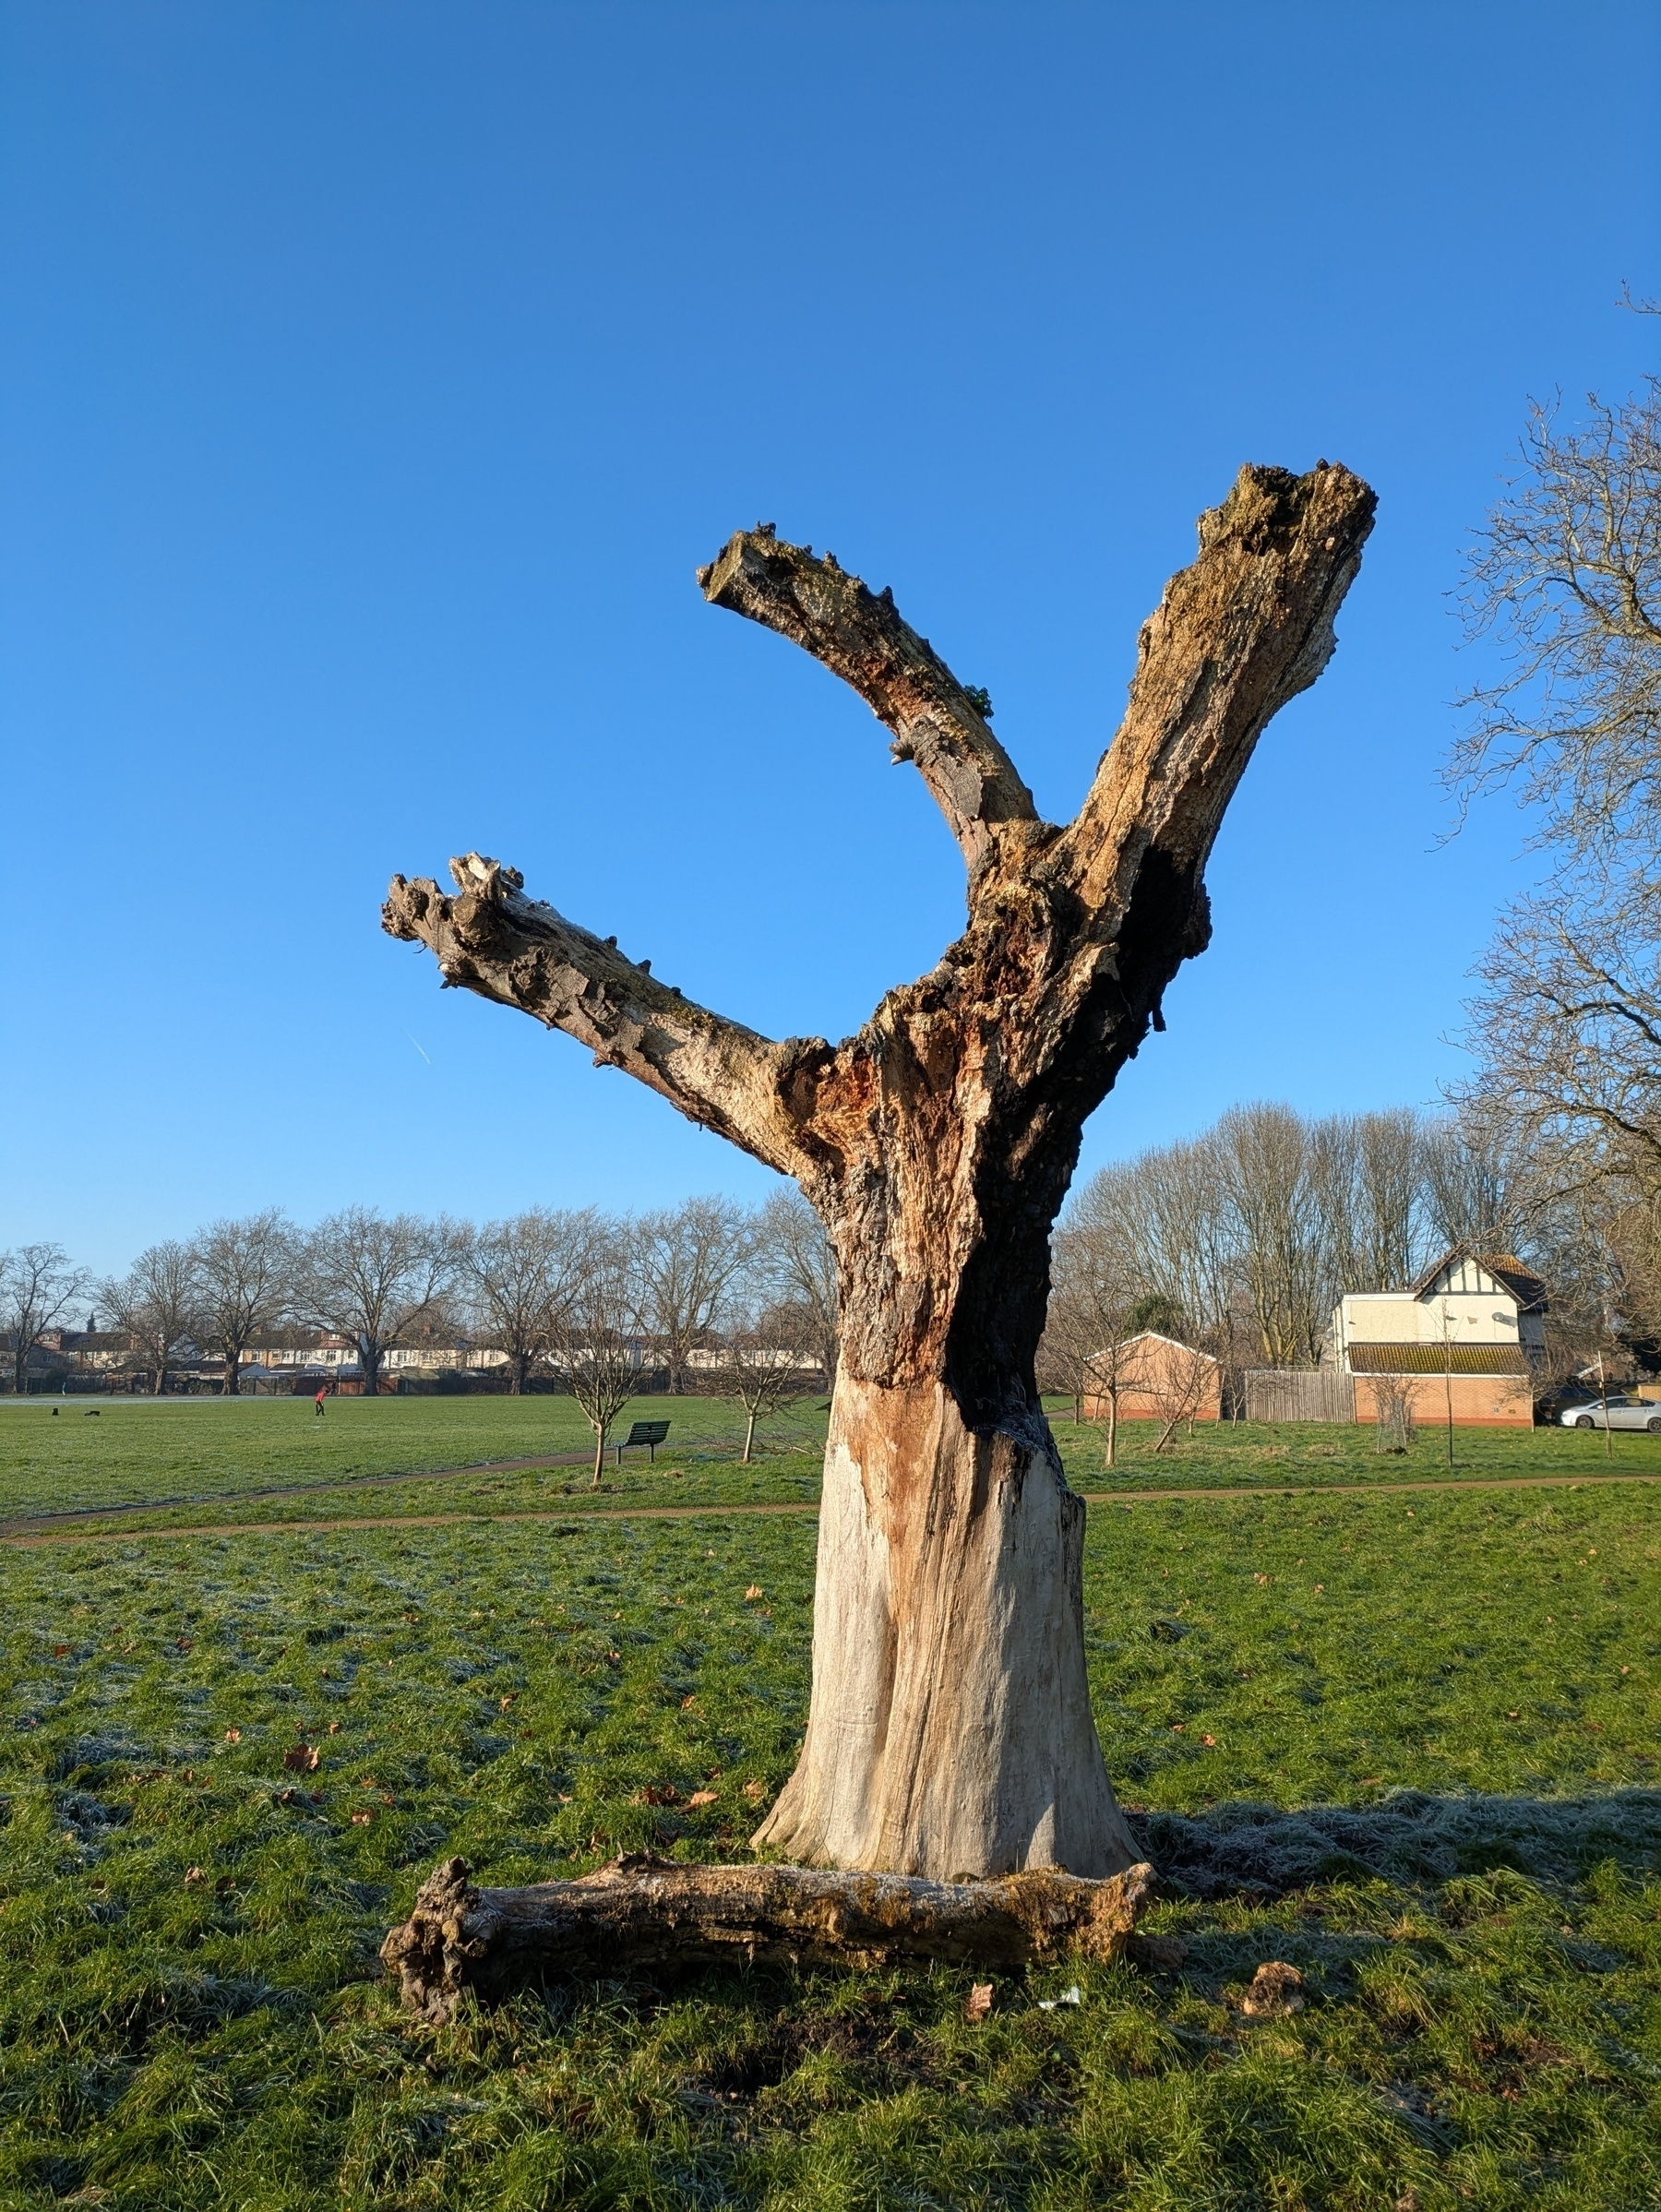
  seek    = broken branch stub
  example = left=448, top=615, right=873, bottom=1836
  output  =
left=381, top=1853, right=1157, bottom=2022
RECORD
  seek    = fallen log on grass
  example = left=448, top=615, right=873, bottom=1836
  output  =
left=382, top=1852, right=1158, bottom=2022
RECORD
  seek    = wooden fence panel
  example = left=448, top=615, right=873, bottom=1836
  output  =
left=1245, top=1369, right=1356, bottom=1424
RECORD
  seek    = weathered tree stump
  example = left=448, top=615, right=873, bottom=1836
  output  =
left=381, top=1852, right=1158, bottom=2022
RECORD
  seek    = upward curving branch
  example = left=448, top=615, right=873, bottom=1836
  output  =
left=1059, top=462, right=1375, bottom=917
left=699, top=525, right=1043, bottom=878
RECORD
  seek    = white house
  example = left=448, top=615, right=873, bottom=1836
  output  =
left=1325, top=1247, right=1547, bottom=1428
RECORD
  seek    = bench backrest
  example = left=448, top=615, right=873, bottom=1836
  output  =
left=624, top=1419, right=671, bottom=1445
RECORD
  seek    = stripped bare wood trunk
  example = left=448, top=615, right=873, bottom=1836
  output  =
left=381, top=1852, right=1157, bottom=2023
left=755, top=1375, right=1137, bottom=1874
left=386, top=463, right=1373, bottom=1884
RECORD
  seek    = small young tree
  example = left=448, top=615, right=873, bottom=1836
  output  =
left=1371, top=1373, right=1417, bottom=1453
left=462, top=1208, right=598, bottom=1393
left=189, top=1210, right=294, bottom=1394
left=1, top=1242, right=89, bottom=1394
left=102, top=1241, right=201, bottom=1395
left=295, top=1209, right=454, bottom=1397
left=1041, top=1222, right=1138, bottom=1463
left=713, top=1317, right=817, bottom=1462
left=1123, top=1334, right=1218, bottom=1454
left=557, top=1247, right=643, bottom=1484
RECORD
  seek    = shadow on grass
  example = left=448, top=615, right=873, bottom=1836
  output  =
left=1132, top=1785, right=1661, bottom=1896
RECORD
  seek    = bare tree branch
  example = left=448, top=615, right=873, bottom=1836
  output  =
left=698, top=525, right=1042, bottom=878
left=1060, top=462, right=1375, bottom=918
left=1448, top=379, right=1661, bottom=882
left=384, top=855, right=816, bottom=1177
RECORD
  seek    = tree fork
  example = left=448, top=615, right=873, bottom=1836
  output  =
left=386, top=460, right=1374, bottom=1891
left=380, top=1852, right=1159, bottom=2023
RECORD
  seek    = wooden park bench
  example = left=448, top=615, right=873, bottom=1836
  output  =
left=613, top=1418, right=670, bottom=1468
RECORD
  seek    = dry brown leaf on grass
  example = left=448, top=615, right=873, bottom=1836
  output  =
left=965, top=1982, right=994, bottom=2021
left=351, top=1811, right=373, bottom=1825
left=637, top=1784, right=681, bottom=1806
left=743, top=1778, right=766, bottom=1803
left=282, top=1744, right=320, bottom=1774
left=744, top=1585, right=764, bottom=1600
left=687, top=1789, right=719, bottom=1808
left=223, top=1728, right=241, bottom=1743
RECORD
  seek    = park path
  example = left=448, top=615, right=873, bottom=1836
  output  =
left=3, top=1468, right=1658, bottom=1547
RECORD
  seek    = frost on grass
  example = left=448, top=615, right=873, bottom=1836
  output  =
left=1137, top=1786, right=1661, bottom=1895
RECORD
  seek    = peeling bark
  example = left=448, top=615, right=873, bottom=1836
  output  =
left=381, top=1852, right=1156, bottom=2023
left=386, top=462, right=1375, bottom=1886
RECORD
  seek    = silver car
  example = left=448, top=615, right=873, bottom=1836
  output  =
left=1560, top=1394, right=1661, bottom=1432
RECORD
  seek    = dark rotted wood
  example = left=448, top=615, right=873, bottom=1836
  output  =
left=381, top=1853, right=1158, bottom=2022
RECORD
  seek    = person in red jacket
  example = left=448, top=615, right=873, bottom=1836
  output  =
left=314, top=1384, right=328, bottom=1417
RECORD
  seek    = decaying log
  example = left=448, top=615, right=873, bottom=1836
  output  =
left=387, top=464, right=1375, bottom=1884
left=380, top=1852, right=1158, bottom=2022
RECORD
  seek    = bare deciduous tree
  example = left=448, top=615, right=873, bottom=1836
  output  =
left=711, top=1316, right=817, bottom=1463
left=753, top=1190, right=840, bottom=1390
left=1, top=1242, right=90, bottom=1394
left=295, top=1208, right=454, bottom=1397
left=1448, top=349, right=1661, bottom=1252
left=1121, top=1333, right=1219, bottom=1453
left=189, top=1210, right=293, bottom=1394
left=1214, top=1103, right=1333, bottom=1367
left=1041, top=1223, right=1138, bottom=1463
left=633, top=1197, right=754, bottom=1394
left=462, top=1208, right=599, bottom=1394
left=102, top=1241, right=200, bottom=1395
left=556, top=1249, right=644, bottom=1485
left=1449, top=372, right=1661, bottom=887
left=1331, top=1108, right=1430, bottom=1298
left=1370, top=1372, right=1417, bottom=1454
left=387, top=464, right=1373, bottom=1882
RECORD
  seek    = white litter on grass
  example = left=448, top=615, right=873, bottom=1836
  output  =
left=1037, top=1985, right=1081, bottom=2011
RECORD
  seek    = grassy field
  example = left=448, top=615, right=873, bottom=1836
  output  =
left=2, top=1464, right=1658, bottom=2210
left=1047, top=1409, right=1661, bottom=1494
left=0, top=1398, right=830, bottom=1529
left=6, top=1397, right=1660, bottom=1539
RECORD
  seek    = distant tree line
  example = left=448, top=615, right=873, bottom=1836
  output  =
left=0, top=1193, right=838, bottom=1452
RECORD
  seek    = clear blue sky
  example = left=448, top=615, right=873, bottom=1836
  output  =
left=4, top=2, right=1656, bottom=1275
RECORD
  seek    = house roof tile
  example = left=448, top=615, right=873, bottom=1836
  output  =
left=1348, top=1343, right=1532, bottom=1376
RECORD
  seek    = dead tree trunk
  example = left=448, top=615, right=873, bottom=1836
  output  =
left=386, top=463, right=1373, bottom=1883
left=381, top=1853, right=1157, bottom=2024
